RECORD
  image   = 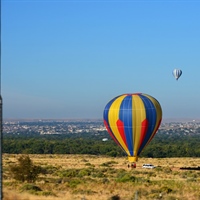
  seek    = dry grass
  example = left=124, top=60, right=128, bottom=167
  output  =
left=3, top=154, right=200, bottom=200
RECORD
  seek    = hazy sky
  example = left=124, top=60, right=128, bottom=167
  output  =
left=2, top=0, right=200, bottom=120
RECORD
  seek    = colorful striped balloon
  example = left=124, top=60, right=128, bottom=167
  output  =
left=103, top=93, right=162, bottom=163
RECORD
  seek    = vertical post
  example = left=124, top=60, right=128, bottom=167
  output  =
left=0, top=96, right=2, bottom=200
left=0, top=0, right=2, bottom=199
left=134, top=190, right=138, bottom=200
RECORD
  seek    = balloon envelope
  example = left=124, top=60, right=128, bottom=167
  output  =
left=172, top=69, right=182, bottom=80
left=103, top=93, right=162, bottom=162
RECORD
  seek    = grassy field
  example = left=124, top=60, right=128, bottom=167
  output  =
left=2, top=154, right=200, bottom=200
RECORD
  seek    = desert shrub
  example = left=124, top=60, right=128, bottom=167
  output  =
left=85, top=162, right=94, bottom=167
left=147, top=171, right=156, bottom=178
left=116, top=168, right=126, bottom=174
left=116, top=172, right=136, bottom=183
left=108, top=194, right=120, bottom=200
left=102, top=177, right=109, bottom=184
left=78, top=168, right=91, bottom=177
left=98, top=167, right=109, bottom=173
left=81, top=158, right=88, bottom=162
left=73, top=189, right=97, bottom=195
left=149, top=188, right=160, bottom=194
left=147, top=192, right=161, bottom=199
left=20, top=184, right=42, bottom=192
left=186, top=177, right=197, bottom=182
left=40, top=191, right=56, bottom=196
left=161, top=180, right=182, bottom=189
left=58, top=169, right=79, bottom=178
left=9, top=155, right=42, bottom=183
left=197, top=172, right=200, bottom=176
left=186, top=171, right=197, bottom=178
left=68, top=178, right=82, bottom=188
left=20, top=184, right=56, bottom=196
left=160, top=186, right=173, bottom=194
left=58, top=167, right=98, bottom=178
left=100, top=161, right=118, bottom=167
left=40, top=165, right=58, bottom=175
left=102, top=167, right=117, bottom=174
left=3, top=181, right=19, bottom=187
left=172, top=171, right=179, bottom=176
left=91, top=169, right=105, bottom=178
left=139, top=170, right=151, bottom=175
left=134, top=176, right=148, bottom=184
left=180, top=170, right=197, bottom=179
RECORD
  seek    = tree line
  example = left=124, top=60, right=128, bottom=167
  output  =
left=3, top=131, right=200, bottom=158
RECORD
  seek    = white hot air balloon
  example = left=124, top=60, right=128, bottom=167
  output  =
left=172, top=69, right=182, bottom=80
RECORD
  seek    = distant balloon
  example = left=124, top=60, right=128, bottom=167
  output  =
left=172, top=69, right=182, bottom=80
left=103, top=93, right=162, bottom=163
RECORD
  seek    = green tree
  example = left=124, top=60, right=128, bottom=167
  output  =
left=9, top=155, right=42, bottom=183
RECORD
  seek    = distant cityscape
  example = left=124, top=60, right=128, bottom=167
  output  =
left=3, top=118, right=200, bottom=136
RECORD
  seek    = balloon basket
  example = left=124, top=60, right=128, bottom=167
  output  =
left=128, top=156, right=138, bottom=163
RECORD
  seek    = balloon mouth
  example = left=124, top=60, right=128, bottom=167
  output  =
left=128, top=156, right=138, bottom=163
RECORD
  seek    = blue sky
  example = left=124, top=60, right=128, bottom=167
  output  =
left=2, top=0, right=200, bottom=119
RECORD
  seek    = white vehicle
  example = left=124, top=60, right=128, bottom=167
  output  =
left=142, top=164, right=156, bottom=169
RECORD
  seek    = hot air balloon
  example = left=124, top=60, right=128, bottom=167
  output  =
left=103, top=93, right=162, bottom=163
left=172, top=69, right=182, bottom=80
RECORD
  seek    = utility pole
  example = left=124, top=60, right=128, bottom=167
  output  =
left=134, top=190, right=138, bottom=200
left=0, top=0, right=3, bottom=199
